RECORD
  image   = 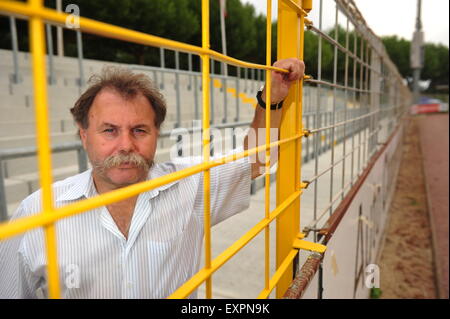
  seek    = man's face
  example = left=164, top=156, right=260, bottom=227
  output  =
left=79, top=89, right=158, bottom=190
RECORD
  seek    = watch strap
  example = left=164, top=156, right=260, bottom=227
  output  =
left=256, top=90, right=283, bottom=110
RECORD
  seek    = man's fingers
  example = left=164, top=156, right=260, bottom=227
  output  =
left=287, top=69, right=300, bottom=81
left=274, top=59, right=304, bottom=82
left=287, top=60, right=304, bottom=81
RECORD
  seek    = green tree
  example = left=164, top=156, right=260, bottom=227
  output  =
left=62, top=0, right=200, bottom=65
left=422, top=43, right=449, bottom=92
left=381, top=36, right=412, bottom=80
left=1, top=0, right=446, bottom=93
left=382, top=35, right=449, bottom=92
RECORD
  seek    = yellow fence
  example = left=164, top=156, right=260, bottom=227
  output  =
left=0, top=0, right=330, bottom=299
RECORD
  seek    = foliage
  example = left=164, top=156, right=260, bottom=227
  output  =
left=422, top=43, right=449, bottom=92
left=381, top=36, right=411, bottom=79
left=0, top=0, right=447, bottom=92
left=382, top=35, right=449, bottom=92
left=370, top=287, right=382, bottom=299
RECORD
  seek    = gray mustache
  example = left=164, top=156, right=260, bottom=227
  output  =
left=100, top=153, right=151, bottom=171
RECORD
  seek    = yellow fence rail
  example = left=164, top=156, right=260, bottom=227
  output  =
left=0, top=0, right=319, bottom=299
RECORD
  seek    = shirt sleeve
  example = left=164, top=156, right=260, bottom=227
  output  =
left=0, top=200, right=40, bottom=299
left=194, top=148, right=252, bottom=226
left=18, top=241, right=40, bottom=299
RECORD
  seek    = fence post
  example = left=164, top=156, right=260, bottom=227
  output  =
left=76, top=31, right=85, bottom=91
left=235, top=67, right=240, bottom=122
left=194, top=72, right=199, bottom=120
left=370, top=45, right=381, bottom=152
left=275, top=0, right=309, bottom=298
left=222, top=77, right=228, bottom=123
left=210, top=76, right=215, bottom=125
left=251, top=68, right=255, bottom=92
left=46, top=24, right=55, bottom=85
left=9, top=16, right=20, bottom=84
left=0, top=160, right=8, bottom=222
left=188, top=53, right=193, bottom=90
left=77, top=147, right=88, bottom=173
left=175, top=51, right=181, bottom=128
left=160, top=48, right=165, bottom=89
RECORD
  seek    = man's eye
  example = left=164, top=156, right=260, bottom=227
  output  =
left=103, top=128, right=115, bottom=133
left=134, top=129, right=147, bottom=134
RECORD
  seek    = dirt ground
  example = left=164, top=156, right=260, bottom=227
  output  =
left=377, top=117, right=437, bottom=299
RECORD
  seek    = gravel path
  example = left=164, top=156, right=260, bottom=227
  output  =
left=378, top=115, right=448, bottom=299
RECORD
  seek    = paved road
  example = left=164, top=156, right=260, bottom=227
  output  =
left=417, top=113, right=449, bottom=299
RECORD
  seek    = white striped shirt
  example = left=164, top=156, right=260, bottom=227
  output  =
left=0, top=154, right=251, bottom=299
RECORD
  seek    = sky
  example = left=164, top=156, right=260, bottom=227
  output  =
left=242, top=0, right=449, bottom=47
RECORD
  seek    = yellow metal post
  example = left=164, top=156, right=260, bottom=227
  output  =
left=201, top=0, right=212, bottom=299
left=29, top=0, right=60, bottom=298
left=264, top=0, right=273, bottom=293
left=275, top=0, right=307, bottom=298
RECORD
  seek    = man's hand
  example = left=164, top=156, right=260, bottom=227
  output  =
left=260, top=58, right=305, bottom=105
left=245, top=58, right=306, bottom=179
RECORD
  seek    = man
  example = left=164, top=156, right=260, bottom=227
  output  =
left=0, top=58, right=304, bottom=298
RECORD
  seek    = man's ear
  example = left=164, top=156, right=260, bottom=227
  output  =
left=78, top=126, right=88, bottom=149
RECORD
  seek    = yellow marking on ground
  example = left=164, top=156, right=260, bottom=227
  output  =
left=227, top=87, right=237, bottom=97
left=213, top=79, right=222, bottom=88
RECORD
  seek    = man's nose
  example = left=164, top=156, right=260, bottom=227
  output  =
left=117, top=132, right=136, bottom=153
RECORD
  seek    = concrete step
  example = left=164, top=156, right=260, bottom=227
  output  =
left=0, top=85, right=258, bottom=121
left=1, top=87, right=259, bottom=125
left=0, top=110, right=254, bottom=140
left=7, top=201, right=21, bottom=218
left=0, top=94, right=30, bottom=108
left=7, top=80, right=84, bottom=96
left=0, top=130, right=78, bottom=148
left=0, top=49, right=31, bottom=63
left=1, top=147, right=80, bottom=178
left=0, top=111, right=252, bottom=139
left=4, top=164, right=80, bottom=209
left=0, top=119, right=76, bottom=137
left=0, top=90, right=79, bottom=107
left=0, top=106, right=73, bottom=122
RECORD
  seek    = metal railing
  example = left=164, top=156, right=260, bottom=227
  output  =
left=0, top=141, right=88, bottom=221
left=297, top=0, right=410, bottom=243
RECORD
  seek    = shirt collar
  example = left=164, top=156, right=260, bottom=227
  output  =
left=146, top=162, right=181, bottom=199
left=56, top=169, right=98, bottom=202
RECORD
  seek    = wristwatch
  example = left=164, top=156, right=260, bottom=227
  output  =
left=256, top=87, right=284, bottom=110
